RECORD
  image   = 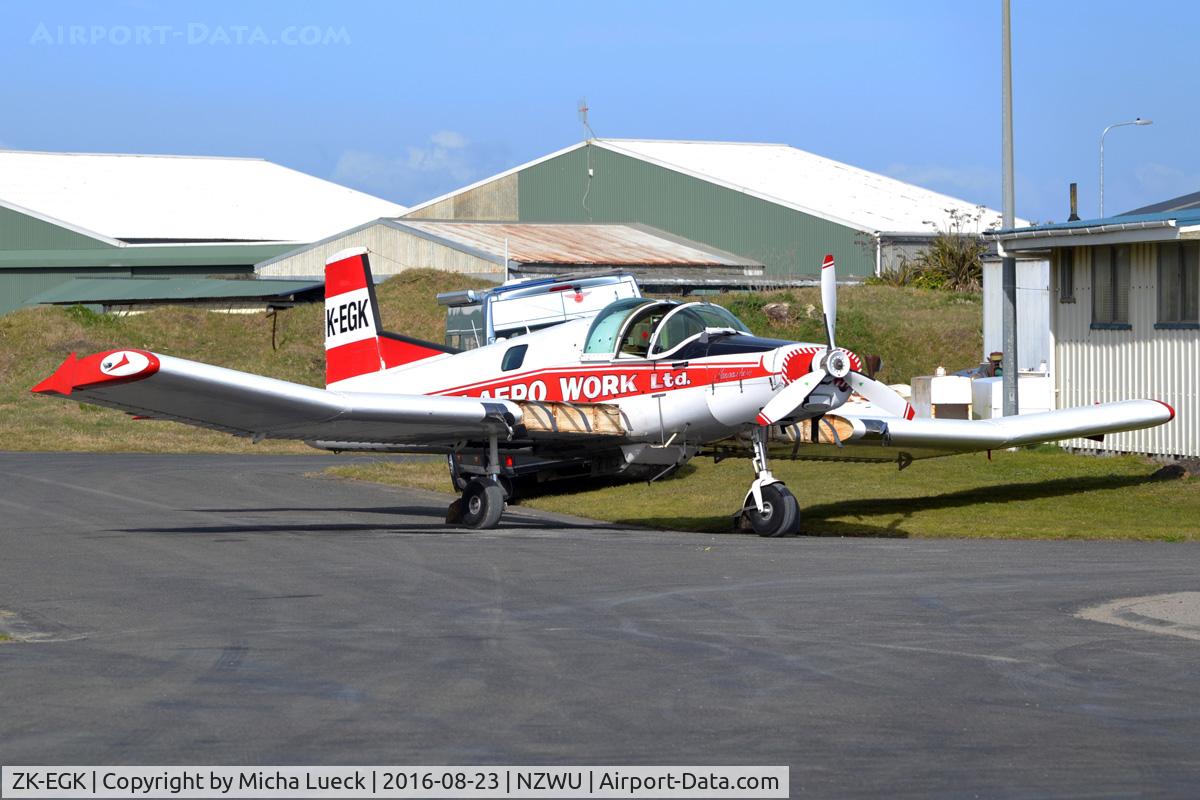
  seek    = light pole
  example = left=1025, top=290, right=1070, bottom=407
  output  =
left=1000, top=0, right=1017, bottom=416
left=1099, top=118, right=1152, bottom=216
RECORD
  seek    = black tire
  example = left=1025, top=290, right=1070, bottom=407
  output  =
left=747, top=483, right=800, bottom=537
left=460, top=479, right=506, bottom=530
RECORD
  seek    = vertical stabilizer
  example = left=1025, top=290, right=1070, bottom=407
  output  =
left=324, top=248, right=456, bottom=387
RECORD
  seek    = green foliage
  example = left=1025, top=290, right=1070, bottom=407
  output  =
left=718, top=283, right=981, bottom=383
left=63, top=304, right=118, bottom=328
left=868, top=207, right=993, bottom=292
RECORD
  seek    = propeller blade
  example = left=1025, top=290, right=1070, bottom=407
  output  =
left=845, top=371, right=915, bottom=420
left=757, top=370, right=826, bottom=426
left=821, top=254, right=837, bottom=350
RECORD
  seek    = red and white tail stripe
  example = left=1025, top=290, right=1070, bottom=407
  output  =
left=324, top=248, right=454, bottom=386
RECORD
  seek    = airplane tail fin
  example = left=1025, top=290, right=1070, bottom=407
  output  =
left=324, top=247, right=457, bottom=387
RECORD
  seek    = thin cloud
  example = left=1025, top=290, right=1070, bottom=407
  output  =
left=1133, top=162, right=1200, bottom=200
left=333, top=131, right=499, bottom=205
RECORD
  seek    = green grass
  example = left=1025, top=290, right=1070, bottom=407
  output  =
left=4, top=276, right=981, bottom=451
left=327, top=448, right=1199, bottom=541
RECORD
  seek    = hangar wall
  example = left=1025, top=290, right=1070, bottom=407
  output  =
left=406, top=173, right=518, bottom=221
left=256, top=221, right=502, bottom=280
left=514, top=145, right=874, bottom=279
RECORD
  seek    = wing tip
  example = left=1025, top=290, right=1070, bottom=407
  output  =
left=1152, top=399, right=1176, bottom=421
left=31, top=349, right=159, bottom=396
left=31, top=352, right=79, bottom=395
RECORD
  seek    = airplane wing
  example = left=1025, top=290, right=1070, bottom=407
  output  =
left=32, top=349, right=521, bottom=449
left=775, top=400, right=1174, bottom=464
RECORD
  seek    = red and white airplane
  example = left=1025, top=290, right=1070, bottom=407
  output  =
left=33, top=248, right=1174, bottom=535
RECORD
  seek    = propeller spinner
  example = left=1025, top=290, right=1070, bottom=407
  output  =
left=756, top=255, right=914, bottom=426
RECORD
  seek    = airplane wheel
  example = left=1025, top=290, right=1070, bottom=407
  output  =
left=747, top=483, right=799, bottom=538
left=460, top=479, right=506, bottom=530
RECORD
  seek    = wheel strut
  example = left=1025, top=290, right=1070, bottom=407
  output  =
left=447, top=434, right=509, bottom=530
left=738, top=425, right=801, bottom=537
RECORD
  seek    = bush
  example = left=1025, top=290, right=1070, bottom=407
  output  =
left=868, top=207, right=991, bottom=292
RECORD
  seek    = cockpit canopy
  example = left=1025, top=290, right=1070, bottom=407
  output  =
left=582, top=298, right=751, bottom=360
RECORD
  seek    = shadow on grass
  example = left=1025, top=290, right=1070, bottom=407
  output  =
left=599, top=474, right=1160, bottom=539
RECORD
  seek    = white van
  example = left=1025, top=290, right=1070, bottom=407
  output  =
left=437, top=272, right=642, bottom=350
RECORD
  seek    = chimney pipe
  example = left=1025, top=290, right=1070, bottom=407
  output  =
left=1068, top=182, right=1080, bottom=221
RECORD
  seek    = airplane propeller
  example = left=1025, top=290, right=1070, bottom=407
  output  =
left=757, top=254, right=913, bottom=426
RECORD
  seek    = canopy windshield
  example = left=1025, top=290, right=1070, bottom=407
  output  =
left=584, top=299, right=752, bottom=359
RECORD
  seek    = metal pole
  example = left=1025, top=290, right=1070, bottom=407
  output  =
left=1001, top=0, right=1019, bottom=417
left=1099, top=119, right=1153, bottom=217
left=1099, top=126, right=1107, bottom=217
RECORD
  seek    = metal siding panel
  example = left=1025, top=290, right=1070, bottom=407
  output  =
left=0, top=205, right=110, bottom=250
left=1054, top=242, right=1198, bottom=457
left=517, top=145, right=873, bottom=278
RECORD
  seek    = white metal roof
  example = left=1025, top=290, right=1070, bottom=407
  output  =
left=0, top=150, right=407, bottom=244
left=595, top=139, right=1017, bottom=235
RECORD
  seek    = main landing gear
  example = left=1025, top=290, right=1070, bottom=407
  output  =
left=737, top=426, right=801, bottom=537
left=446, top=434, right=509, bottom=530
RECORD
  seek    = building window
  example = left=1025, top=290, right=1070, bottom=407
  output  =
left=1058, top=248, right=1075, bottom=303
left=1092, top=245, right=1130, bottom=328
left=1157, top=242, right=1200, bottom=328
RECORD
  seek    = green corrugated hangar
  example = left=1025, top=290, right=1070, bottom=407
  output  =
left=0, top=150, right=405, bottom=315
left=393, top=138, right=1007, bottom=280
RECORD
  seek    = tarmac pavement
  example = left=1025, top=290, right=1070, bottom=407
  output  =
left=1, top=452, right=1199, bottom=797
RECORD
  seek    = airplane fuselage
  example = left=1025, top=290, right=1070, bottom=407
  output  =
left=328, top=318, right=847, bottom=445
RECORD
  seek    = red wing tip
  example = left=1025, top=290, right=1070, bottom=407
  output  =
left=32, top=349, right=159, bottom=395
left=31, top=352, right=79, bottom=395
left=821, top=254, right=835, bottom=269
left=1152, top=399, right=1176, bottom=421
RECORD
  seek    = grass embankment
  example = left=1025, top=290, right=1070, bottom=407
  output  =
left=720, top=284, right=982, bottom=386
left=328, top=448, right=1200, bottom=541
left=1, top=270, right=487, bottom=452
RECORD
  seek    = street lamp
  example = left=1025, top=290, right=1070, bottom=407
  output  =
left=1099, top=118, right=1153, bottom=216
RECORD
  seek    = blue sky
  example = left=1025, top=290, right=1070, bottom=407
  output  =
left=1, top=0, right=1195, bottom=223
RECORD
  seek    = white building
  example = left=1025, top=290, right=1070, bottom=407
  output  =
left=994, top=210, right=1199, bottom=458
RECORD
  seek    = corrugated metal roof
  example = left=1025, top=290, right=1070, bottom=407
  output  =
left=0, top=150, right=406, bottom=244
left=595, top=139, right=1020, bottom=235
left=28, top=277, right=323, bottom=305
left=392, top=221, right=763, bottom=267
left=992, top=208, right=1200, bottom=237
